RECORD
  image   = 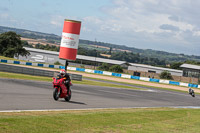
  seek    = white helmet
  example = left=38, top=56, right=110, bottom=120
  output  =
left=60, top=69, right=66, bottom=75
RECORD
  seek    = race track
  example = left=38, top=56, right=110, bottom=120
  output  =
left=0, top=78, right=200, bottom=111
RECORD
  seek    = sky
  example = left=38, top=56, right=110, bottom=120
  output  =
left=0, top=0, right=200, bottom=56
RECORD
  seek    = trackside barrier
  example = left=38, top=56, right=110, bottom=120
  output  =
left=94, top=70, right=103, bottom=74
left=131, top=76, right=140, bottom=80
left=169, top=81, right=180, bottom=86
left=85, top=69, right=94, bottom=73
left=188, top=83, right=198, bottom=88
left=150, top=78, right=160, bottom=83
left=103, top=71, right=112, bottom=76
left=0, top=63, right=54, bottom=77
left=159, top=80, right=170, bottom=84
left=0, top=63, right=82, bottom=81
left=121, top=74, right=131, bottom=79
left=0, top=59, right=199, bottom=88
left=112, top=73, right=121, bottom=77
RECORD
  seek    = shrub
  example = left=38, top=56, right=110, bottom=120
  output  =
left=97, top=63, right=109, bottom=71
left=160, top=71, right=173, bottom=80
left=54, top=61, right=62, bottom=65
left=109, top=65, right=123, bottom=73
left=80, top=65, right=85, bottom=68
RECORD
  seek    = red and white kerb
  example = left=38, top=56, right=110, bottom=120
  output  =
left=59, top=19, right=81, bottom=61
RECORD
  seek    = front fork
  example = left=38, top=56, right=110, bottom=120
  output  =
left=54, top=86, right=61, bottom=96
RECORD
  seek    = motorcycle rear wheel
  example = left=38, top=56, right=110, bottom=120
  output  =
left=65, top=89, right=71, bottom=101
left=192, top=93, right=195, bottom=97
left=53, top=88, right=59, bottom=101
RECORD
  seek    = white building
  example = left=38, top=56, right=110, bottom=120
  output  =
left=128, top=63, right=182, bottom=76
left=18, top=47, right=183, bottom=76
left=17, top=47, right=128, bottom=68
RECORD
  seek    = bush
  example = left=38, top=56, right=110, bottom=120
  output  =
left=109, top=65, right=123, bottom=73
left=97, top=63, right=109, bottom=71
left=160, top=71, right=173, bottom=80
left=80, top=65, right=85, bottom=68
left=54, top=61, right=62, bottom=65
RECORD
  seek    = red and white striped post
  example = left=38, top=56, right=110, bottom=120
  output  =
left=59, top=19, right=81, bottom=70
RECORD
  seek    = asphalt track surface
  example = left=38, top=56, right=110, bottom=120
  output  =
left=0, top=78, right=200, bottom=111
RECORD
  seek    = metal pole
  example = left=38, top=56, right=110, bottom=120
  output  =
left=198, top=70, right=200, bottom=84
left=65, top=60, right=68, bottom=73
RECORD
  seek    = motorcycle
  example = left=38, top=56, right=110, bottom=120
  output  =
left=189, top=88, right=195, bottom=97
left=52, top=77, right=72, bottom=101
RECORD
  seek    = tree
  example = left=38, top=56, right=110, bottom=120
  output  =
left=109, top=65, right=123, bottom=73
left=160, top=71, right=173, bottom=80
left=170, top=62, right=183, bottom=70
left=54, top=61, right=62, bottom=65
left=109, top=47, right=112, bottom=54
left=22, top=41, right=33, bottom=48
left=0, top=31, right=30, bottom=58
left=97, top=63, right=109, bottom=71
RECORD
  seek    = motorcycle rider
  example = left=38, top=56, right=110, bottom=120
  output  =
left=188, top=87, right=193, bottom=94
left=57, top=69, right=71, bottom=91
left=188, top=87, right=195, bottom=97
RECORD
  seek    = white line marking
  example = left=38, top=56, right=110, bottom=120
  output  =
left=1, top=106, right=200, bottom=113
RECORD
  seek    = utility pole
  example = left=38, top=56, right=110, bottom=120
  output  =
left=94, top=38, right=97, bottom=70
left=65, top=60, right=68, bottom=72
left=198, top=70, right=200, bottom=84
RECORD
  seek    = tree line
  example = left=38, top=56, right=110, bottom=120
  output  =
left=1, top=25, right=200, bottom=63
left=1, top=31, right=199, bottom=71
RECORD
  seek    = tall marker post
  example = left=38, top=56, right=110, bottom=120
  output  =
left=59, top=19, right=81, bottom=72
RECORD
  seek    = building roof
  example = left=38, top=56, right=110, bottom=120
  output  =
left=129, top=63, right=182, bottom=73
left=180, top=64, right=200, bottom=70
left=77, top=55, right=126, bottom=65
left=25, top=47, right=58, bottom=55
left=24, top=47, right=127, bottom=65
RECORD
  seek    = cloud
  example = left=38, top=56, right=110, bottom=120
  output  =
left=81, top=0, right=200, bottom=55
left=0, top=13, right=17, bottom=24
left=41, top=2, right=48, bottom=7
left=1, top=0, right=199, bottom=55
left=159, top=24, right=180, bottom=31
left=0, top=13, right=9, bottom=19
left=193, top=31, right=200, bottom=37
left=168, top=15, right=179, bottom=22
left=0, top=6, right=9, bottom=11
left=50, top=15, right=64, bottom=27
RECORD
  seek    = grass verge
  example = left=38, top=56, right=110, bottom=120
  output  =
left=0, top=72, right=145, bottom=90
left=84, top=76, right=192, bottom=93
left=0, top=108, right=200, bottom=133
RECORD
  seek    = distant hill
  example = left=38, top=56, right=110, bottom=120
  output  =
left=0, top=25, right=200, bottom=63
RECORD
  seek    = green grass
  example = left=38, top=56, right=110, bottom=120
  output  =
left=1, top=57, right=200, bottom=132
left=85, top=76, right=191, bottom=93
left=0, top=108, right=200, bottom=133
left=0, top=72, right=145, bottom=90
left=0, top=71, right=52, bottom=82
left=0, top=56, right=18, bottom=60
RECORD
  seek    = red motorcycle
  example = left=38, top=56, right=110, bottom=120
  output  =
left=52, top=77, right=72, bottom=101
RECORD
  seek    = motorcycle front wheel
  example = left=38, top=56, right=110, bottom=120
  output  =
left=53, top=88, right=59, bottom=101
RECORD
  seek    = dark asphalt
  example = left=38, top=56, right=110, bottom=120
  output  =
left=0, top=78, right=200, bottom=111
